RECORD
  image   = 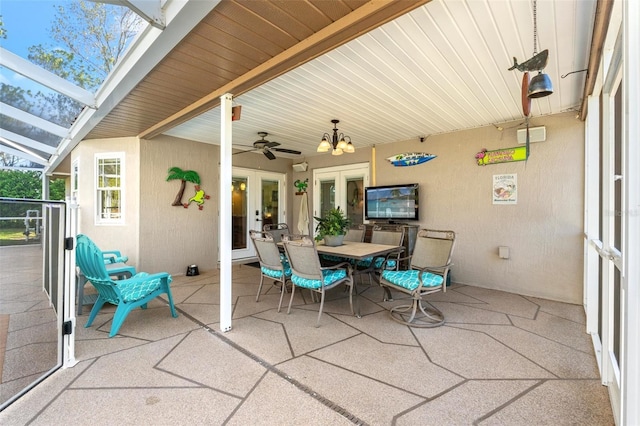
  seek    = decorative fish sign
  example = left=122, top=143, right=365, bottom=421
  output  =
left=508, top=49, right=549, bottom=72
left=386, top=152, right=436, bottom=167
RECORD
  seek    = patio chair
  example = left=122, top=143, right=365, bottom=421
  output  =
left=77, top=247, right=135, bottom=315
left=75, top=234, right=178, bottom=337
left=262, top=223, right=290, bottom=243
left=282, top=234, right=355, bottom=327
left=249, top=230, right=292, bottom=308
left=355, top=224, right=405, bottom=285
left=378, top=229, right=455, bottom=327
left=76, top=260, right=136, bottom=316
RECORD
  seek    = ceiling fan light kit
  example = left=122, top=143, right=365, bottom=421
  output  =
left=318, top=119, right=355, bottom=156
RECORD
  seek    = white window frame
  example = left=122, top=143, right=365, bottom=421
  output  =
left=94, top=152, right=124, bottom=225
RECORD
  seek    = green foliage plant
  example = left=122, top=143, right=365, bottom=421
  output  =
left=313, top=207, right=350, bottom=242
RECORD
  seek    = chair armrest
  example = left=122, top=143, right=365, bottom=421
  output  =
left=321, top=261, right=353, bottom=275
left=116, top=272, right=171, bottom=286
left=103, top=250, right=128, bottom=264
left=380, top=251, right=411, bottom=271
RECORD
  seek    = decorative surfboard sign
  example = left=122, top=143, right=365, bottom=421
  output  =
left=386, top=152, right=437, bottom=167
left=475, top=146, right=527, bottom=166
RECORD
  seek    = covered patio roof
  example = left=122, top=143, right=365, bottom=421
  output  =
left=1, top=0, right=606, bottom=174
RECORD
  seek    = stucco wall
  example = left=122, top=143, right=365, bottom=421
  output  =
left=295, top=112, right=585, bottom=303
left=71, top=137, right=141, bottom=265
left=138, top=135, right=293, bottom=274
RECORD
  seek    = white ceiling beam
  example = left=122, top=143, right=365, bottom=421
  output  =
left=0, top=129, right=57, bottom=154
left=0, top=102, right=68, bottom=138
left=0, top=138, right=48, bottom=166
left=0, top=48, right=96, bottom=108
left=89, top=0, right=165, bottom=29
left=46, top=0, right=221, bottom=174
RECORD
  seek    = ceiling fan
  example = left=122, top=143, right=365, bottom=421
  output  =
left=234, top=132, right=302, bottom=160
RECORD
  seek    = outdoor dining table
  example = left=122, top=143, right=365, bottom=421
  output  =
left=315, top=241, right=403, bottom=261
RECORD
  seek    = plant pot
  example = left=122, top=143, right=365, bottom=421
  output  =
left=324, top=235, right=344, bottom=247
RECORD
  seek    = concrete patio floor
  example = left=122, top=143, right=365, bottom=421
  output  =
left=1, top=264, right=614, bottom=425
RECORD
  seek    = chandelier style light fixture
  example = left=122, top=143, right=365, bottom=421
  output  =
left=317, top=119, right=355, bottom=156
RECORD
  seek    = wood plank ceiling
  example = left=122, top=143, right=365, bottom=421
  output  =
left=87, top=0, right=596, bottom=159
left=87, top=0, right=429, bottom=140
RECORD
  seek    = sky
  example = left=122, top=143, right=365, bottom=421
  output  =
left=0, top=0, right=72, bottom=90
left=1, top=0, right=71, bottom=58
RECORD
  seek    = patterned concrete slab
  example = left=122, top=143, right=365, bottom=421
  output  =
left=458, top=324, right=600, bottom=379
left=227, top=372, right=354, bottom=426
left=413, top=326, right=555, bottom=379
left=396, top=379, right=539, bottom=425
left=279, top=355, right=425, bottom=425
left=222, top=316, right=294, bottom=365
left=453, top=286, right=540, bottom=318
left=72, top=334, right=198, bottom=388
left=1, top=260, right=615, bottom=425
left=30, top=387, right=239, bottom=425
left=309, top=333, right=464, bottom=398
left=159, top=329, right=267, bottom=397
left=479, top=379, right=614, bottom=425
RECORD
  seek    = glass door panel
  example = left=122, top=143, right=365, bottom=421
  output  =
left=261, top=179, right=279, bottom=227
left=345, top=178, right=364, bottom=226
left=318, top=178, right=335, bottom=217
left=231, top=169, right=285, bottom=261
left=313, top=163, right=369, bottom=238
left=231, top=177, right=248, bottom=250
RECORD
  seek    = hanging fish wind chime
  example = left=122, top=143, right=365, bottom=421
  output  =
left=508, top=0, right=553, bottom=160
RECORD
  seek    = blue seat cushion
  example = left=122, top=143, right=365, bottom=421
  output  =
left=292, top=268, right=347, bottom=289
left=260, top=254, right=292, bottom=278
left=261, top=265, right=292, bottom=278
left=381, top=270, right=443, bottom=291
left=356, top=256, right=396, bottom=269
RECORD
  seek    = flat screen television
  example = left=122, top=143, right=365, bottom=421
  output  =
left=364, top=183, right=419, bottom=222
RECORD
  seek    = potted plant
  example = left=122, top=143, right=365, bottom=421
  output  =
left=314, top=206, right=351, bottom=246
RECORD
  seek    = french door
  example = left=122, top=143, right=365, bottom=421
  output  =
left=312, top=163, right=369, bottom=235
left=230, top=168, right=285, bottom=260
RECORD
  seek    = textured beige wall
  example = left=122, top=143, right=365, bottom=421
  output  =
left=74, top=112, right=583, bottom=302
left=138, top=135, right=292, bottom=274
left=299, top=112, right=584, bottom=303
left=71, top=137, right=141, bottom=265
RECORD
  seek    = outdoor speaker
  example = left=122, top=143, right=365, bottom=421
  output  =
left=292, top=162, right=308, bottom=172
left=517, top=126, right=546, bottom=144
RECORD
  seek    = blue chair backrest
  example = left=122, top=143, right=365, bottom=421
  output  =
left=76, top=234, right=123, bottom=305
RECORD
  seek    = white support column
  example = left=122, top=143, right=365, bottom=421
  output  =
left=622, top=0, right=639, bottom=423
left=63, top=197, right=78, bottom=368
left=219, top=93, right=233, bottom=332
left=584, top=95, right=600, bottom=335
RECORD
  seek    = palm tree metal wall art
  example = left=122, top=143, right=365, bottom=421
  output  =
left=166, top=167, right=209, bottom=209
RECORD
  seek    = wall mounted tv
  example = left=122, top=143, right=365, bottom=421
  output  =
left=364, top=183, right=419, bottom=222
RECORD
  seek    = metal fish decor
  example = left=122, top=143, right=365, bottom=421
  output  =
left=386, top=152, right=437, bottom=167
left=507, top=49, right=549, bottom=72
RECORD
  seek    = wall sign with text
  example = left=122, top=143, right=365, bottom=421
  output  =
left=476, top=146, right=527, bottom=165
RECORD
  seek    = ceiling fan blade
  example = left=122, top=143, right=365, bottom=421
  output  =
left=272, top=147, right=302, bottom=155
left=232, top=148, right=258, bottom=155
left=263, top=149, right=276, bottom=160
left=264, top=141, right=280, bottom=148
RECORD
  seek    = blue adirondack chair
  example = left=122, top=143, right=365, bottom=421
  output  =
left=75, top=234, right=178, bottom=337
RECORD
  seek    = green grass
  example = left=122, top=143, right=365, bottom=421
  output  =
left=0, top=228, right=41, bottom=246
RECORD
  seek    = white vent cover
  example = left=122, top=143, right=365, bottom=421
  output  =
left=292, top=162, right=308, bottom=172
left=517, top=126, right=546, bottom=144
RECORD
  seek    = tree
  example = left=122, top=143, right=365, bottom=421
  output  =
left=167, top=167, right=201, bottom=206
left=45, top=1, right=143, bottom=85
